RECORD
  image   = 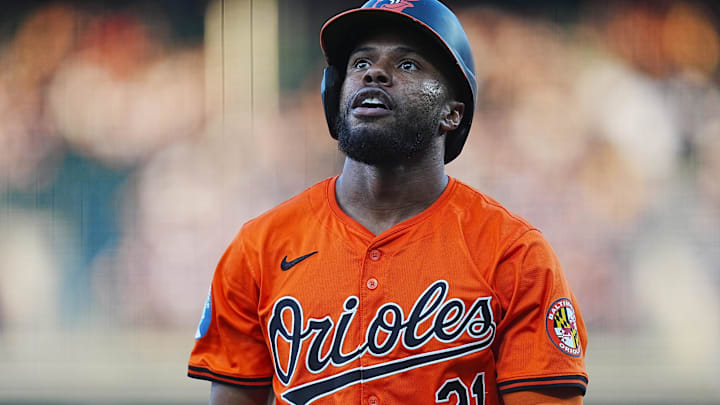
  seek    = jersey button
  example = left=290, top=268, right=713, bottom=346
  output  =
left=368, top=395, right=379, bottom=405
left=369, top=249, right=382, bottom=261
left=366, top=278, right=378, bottom=290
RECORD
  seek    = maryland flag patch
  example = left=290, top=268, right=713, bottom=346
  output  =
left=545, top=298, right=581, bottom=357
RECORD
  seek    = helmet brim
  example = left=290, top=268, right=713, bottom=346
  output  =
left=321, top=9, right=473, bottom=94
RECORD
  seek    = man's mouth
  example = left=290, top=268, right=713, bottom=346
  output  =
left=350, top=90, right=393, bottom=117
left=358, top=97, right=388, bottom=109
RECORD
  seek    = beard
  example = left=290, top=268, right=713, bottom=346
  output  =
left=335, top=104, right=440, bottom=166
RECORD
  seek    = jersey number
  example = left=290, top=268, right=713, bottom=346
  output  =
left=435, top=373, right=485, bottom=405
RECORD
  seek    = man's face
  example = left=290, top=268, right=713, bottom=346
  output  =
left=335, top=31, right=458, bottom=166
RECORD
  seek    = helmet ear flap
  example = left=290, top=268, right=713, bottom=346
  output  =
left=321, top=65, right=343, bottom=140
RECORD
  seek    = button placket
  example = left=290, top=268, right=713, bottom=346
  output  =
left=366, top=248, right=382, bottom=290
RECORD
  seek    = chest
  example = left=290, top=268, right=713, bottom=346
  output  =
left=255, top=232, right=503, bottom=400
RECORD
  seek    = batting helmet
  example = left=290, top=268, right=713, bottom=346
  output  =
left=320, top=0, right=476, bottom=164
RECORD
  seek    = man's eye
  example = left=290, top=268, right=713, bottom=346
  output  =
left=353, top=59, right=370, bottom=69
left=400, top=61, right=417, bottom=71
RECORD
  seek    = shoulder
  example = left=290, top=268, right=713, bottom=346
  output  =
left=218, top=177, right=332, bottom=281
left=238, top=177, right=332, bottom=246
left=447, top=178, right=539, bottom=249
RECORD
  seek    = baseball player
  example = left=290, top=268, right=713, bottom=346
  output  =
left=188, top=1, right=588, bottom=404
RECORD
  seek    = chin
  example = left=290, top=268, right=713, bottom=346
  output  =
left=338, top=128, right=429, bottom=166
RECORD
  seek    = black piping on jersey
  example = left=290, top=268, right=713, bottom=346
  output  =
left=499, top=382, right=587, bottom=395
left=186, top=372, right=273, bottom=388
left=497, top=375, right=588, bottom=395
left=497, top=374, right=588, bottom=386
left=187, top=366, right=272, bottom=385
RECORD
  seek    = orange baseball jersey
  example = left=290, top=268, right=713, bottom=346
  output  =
left=188, top=176, right=588, bottom=404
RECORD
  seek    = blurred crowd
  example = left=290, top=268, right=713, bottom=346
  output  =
left=451, top=2, right=720, bottom=347
left=0, top=0, right=718, bottom=365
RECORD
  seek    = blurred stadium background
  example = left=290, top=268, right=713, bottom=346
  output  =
left=0, top=0, right=719, bottom=404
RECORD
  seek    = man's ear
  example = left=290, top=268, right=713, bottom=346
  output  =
left=439, top=101, right=465, bottom=133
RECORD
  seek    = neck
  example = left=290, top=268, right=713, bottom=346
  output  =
left=335, top=146, right=448, bottom=236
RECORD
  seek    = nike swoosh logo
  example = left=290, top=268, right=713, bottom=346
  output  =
left=281, top=251, right=318, bottom=271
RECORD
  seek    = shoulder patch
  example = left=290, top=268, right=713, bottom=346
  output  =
left=195, top=287, right=212, bottom=340
left=545, top=298, right=581, bottom=357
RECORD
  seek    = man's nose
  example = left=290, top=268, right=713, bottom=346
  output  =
left=363, top=64, right=391, bottom=86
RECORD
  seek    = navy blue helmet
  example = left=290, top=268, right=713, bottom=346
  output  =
left=320, top=0, right=477, bottom=163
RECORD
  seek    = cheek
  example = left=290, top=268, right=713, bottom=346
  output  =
left=339, top=83, right=351, bottom=110
left=338, top=77, right=359, bottom=111
left=410, top=80, right=446, bottom=114
left=421, top=80, right=444, bottom=99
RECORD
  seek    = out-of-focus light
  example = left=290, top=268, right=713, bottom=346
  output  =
left=576, top=137, right=646, bottom=221
left=111, top=139, right=280, bottom=326
left=7, top=3, right=78, bottom=86
left=43, top=10, right=196, bottom=166
left=0, top=3, right=74, bottom=190
left=509, top=88, right=586, bottom=171
left=47, top=50, right=205, bottom=166
left=696, top=119, right=720, bottom=206
left=0, top=69, right=62, bottom=190
left=630, top=237, right=720, bottom=366
left=605, top=5, right=670, bottom=77
left=0, top=210, right=68, bottom=330
left=662, top=3, right=720, bottom=76
left=78, top=14, right=161, bottom=79
left=575, top=62, right=680, bottom=181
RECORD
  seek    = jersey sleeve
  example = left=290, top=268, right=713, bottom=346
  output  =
left=187, top=230, right=274, bottom=387
left=492, top=229, right=588, bottom=395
